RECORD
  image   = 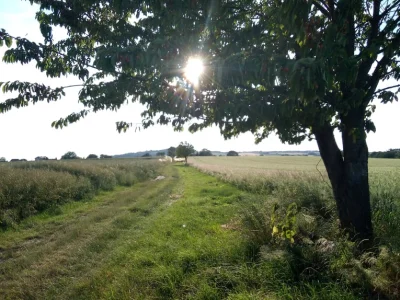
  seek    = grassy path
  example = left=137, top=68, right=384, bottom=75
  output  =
left=0, top=165, right=253, bottom=299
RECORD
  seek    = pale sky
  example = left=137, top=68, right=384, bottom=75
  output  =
left=0, top=0, right=399, bottom=160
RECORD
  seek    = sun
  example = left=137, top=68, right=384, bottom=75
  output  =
left=184, top=57, right=204, bottom=85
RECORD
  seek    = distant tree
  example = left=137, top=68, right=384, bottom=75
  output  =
left=0, top=157, right=6, bottom=162
left=167, top=147, right=176, bottom=158
left=176, top=142, right=195, bottom=164
left=197, top=149, right=213, bottom=156
left=86, top=154, right=98, bottom=159
left=227, top=151, right=239, bottom=157
left=156, top=151, right=165, bottom=157
left=35, top=156, right=48, bottom=161
left=100, top=154, right=113, bottom=159
left=141, top=153, right=151, bottom=157
left=61, top=151, right=79, bottom=160
left=370, top=149, right=400, bottom=159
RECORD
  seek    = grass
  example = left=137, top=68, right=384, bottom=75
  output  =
left=0, top=157, right=399, bottom=299
left=190, top=156, right=400, bottom=298
left=0, top=158, right=162, bottom=227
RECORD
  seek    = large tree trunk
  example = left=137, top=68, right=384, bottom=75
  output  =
left=314, top=121, right=373, bottom=245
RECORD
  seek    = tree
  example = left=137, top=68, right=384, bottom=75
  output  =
left=1, top=1, right=399, bottom=243
left=141, top=153, right=151, bottom=157
left=167, top=147, right=176, bottom=158
left=227, top=151, right=239, bottom=157
left=156, top=151, right=166, bottom=157
left=100, top=154, right=112, bottom=159
left=176, top=142, right=195, bottom=164
left=0, top=157, right=6, bottom=162
left=61, top=151, right=79, bottom=160
left=370, top=149, right=400, bottom=158
left=197, top=149, right=213, bottom=156
left=35, top=156, right=48, bottom=161
left=86, top=154, right=98, bottom=159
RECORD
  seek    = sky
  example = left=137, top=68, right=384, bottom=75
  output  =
left=0, top=0, right=399, bottom=160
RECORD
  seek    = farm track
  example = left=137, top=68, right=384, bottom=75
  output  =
left=0, top=165, right=181, bottom=299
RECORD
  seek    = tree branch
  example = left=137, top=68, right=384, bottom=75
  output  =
left=312, top=1, right=331, bottom=18
left=373, top=84, right=400, bottom=95
left=2, top=33, right=148, bottom=83
left=379, top=0, right=400, bottom=18
left=355, top=0, right=381, bottom=86
left=328, top=0, right=336, bottom=21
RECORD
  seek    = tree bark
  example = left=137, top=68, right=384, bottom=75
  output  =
left=314, top=121, right=373, bottom=245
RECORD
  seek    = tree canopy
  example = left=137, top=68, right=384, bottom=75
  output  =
left=197, top=149, right=213, bottom=156
left=176, top=142, right=195, bottom=163
left=61, top=151, right=79, bottom=160
left=167, top=147, right=176, bottom=158
left=370, top=148, right=400, bottom=158
left=227, top=151, right=239, bottom=157
left=86, top=154, right=98, bottom=159
left=1, top=0, right=400, bottom=243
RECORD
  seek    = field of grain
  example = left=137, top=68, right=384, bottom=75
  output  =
left=189, top=155, right=400, bottom=176
left=190, top=156, right=400, bottom=248
left=189, top=155, right=400, bottom=196
left=0, top=158, right=162, bottom=227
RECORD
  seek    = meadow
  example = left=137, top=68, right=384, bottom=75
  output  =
left=0, top=156, right=399, bottom=299
left=0, top=159, right=162, bottom=228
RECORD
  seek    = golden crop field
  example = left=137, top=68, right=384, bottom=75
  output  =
left=190, top=155, right=400, bottom=175
left=189, top=156, right=400, bottom=204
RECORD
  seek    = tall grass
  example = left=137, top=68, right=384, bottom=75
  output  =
left=0, top=159, right=162, bottom=228
left=190, top=156, right=400, bottom=298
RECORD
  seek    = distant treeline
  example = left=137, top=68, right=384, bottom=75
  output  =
left=369, top=149, right=400, bottom=159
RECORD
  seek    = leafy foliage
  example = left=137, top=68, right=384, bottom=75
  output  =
left=61, top=151, right=79, bottom=160
left=86, top=154, right=98, bottom=159
left=0, top=0, right=398, bottom=139
left=370, top=148, right=400, bottom=159
left=176, top=142, right=195, bottom=163
left=167, top=147, right=176, bottom=158
left=227, top=151, right=239, bottom=156
left=196, top=149, right=213, bottom=156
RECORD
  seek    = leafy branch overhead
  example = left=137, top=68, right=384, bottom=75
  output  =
left=0, top=1, right=399, bottom=142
